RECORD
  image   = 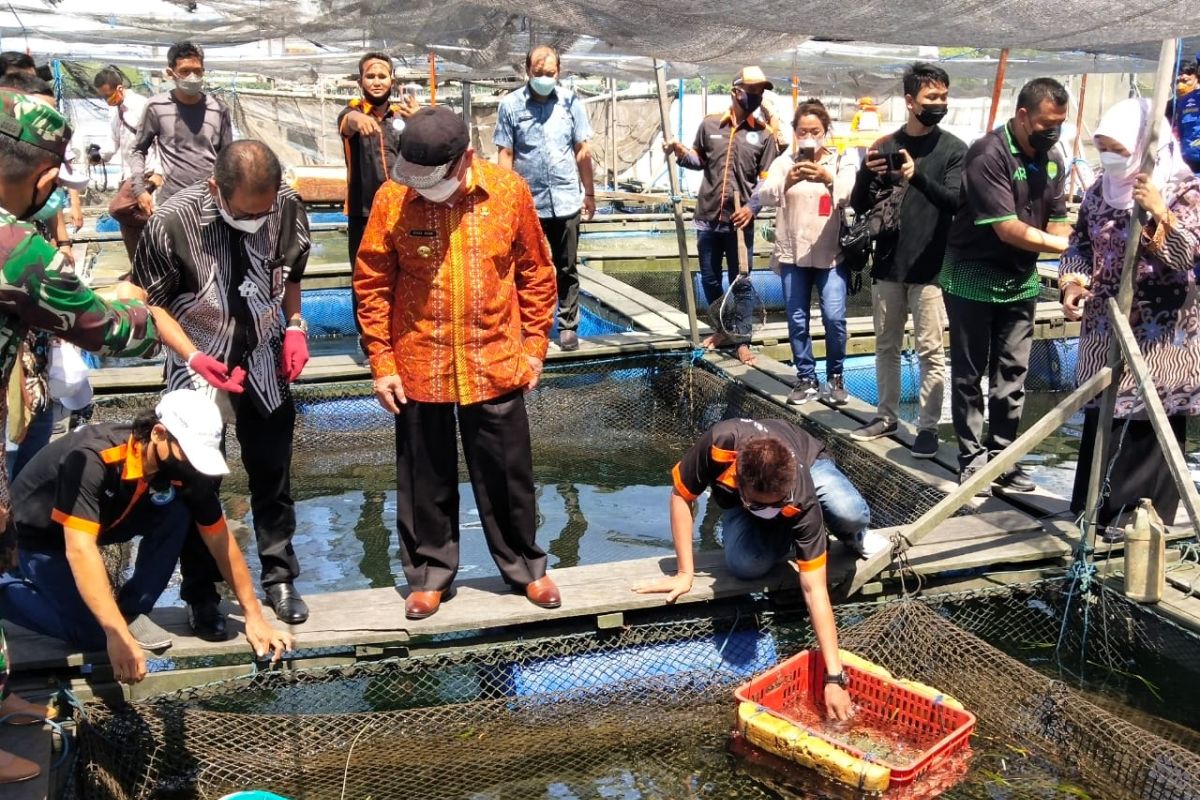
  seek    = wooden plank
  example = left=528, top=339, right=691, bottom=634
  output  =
left=842, top=367, right=1113, bottom=597
left=0, top=724, right=51, bottom=800
left=1109, top=297, right=1200, bottom=538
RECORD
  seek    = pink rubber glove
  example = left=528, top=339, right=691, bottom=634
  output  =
left=187, top=352, right=245, bottom=393
left=281, top=328, right=309, bottom=382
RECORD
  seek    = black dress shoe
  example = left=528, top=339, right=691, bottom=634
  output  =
left=188, top=600, right=229, bottom=642
left=265, top=583, right=309, bottom=624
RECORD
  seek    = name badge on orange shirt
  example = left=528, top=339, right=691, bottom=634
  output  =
left=409, top=229, right=436, bottom=237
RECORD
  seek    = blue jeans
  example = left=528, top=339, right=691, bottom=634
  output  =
left=780, top=264, right=848, bottom=381
left=697, top=227, right=755, bottom=337
left=722, top=458, right=871, bottom=579
left=0, top=500, right=190, bottom=650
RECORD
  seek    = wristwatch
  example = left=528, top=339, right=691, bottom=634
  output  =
left=824, top=671, right=850, bottom=689
left=287, top=314, right=308, bottom=334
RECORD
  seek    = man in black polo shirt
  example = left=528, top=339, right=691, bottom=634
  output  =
left=941, top=78, right=1071, bottom=492
left=0, top=391, right=293, bottom=685
left=664, top=66, right=781, bottom=364
left=635, top=417, right=886, bottom=720
left=133, top=140, right=313, bottom=635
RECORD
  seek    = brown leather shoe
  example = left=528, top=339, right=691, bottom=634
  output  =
left=405, top=589, right=452, bottom=620
left=0, top=692, right=54, bottom=726
left=525, top=576, right=562, bottom=609
left=0, top=748, right=40, bottom=784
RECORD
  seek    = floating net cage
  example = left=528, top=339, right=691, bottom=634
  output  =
left=71, top=579, right=1200, bottom=799
left=87, top=352, right=957, bottom=530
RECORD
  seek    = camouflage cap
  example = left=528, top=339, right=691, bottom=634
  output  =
left=0, top=91, right=72, bottom=159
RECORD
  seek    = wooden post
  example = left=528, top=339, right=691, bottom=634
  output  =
left=1081, top=38, right=1178, bottom=549
left=1067, top=73, right=1089, bottom=200
left=654, top=59, right=701, bottom=346
left=841, top=368, right=1113, bottom=597
left=986, top=49, right=1010, bottom=131
left=1107, top=298, right=1200, bottom=537
left=428, top=52, right=438, bottom=105
left=700, top=76, right=708, bottom=117
left=608, top=77, right=618, bottom=189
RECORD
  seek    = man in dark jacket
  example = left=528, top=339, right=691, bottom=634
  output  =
left=849, top=62, right=966, bottom=459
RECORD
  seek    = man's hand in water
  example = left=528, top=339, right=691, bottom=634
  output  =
left=824, top=684, right=854, bottom=721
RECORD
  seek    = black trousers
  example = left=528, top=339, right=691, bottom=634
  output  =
left=945, top=294, right=1036, bottom=473
left=1071, top=408, right=1188, bottom=529
left=540, top=212, right=580, bottom=333
left=180, top=395, right=300, bottom=604
left=394, top=390, right=547, bottom=592
left=348, top=215, right=369, bottom=343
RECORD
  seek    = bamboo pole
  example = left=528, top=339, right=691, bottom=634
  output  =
left=608, top=77, right=618, bottom=189
left=653, top=59, right=700, bottom=346
left=428, top=52, right=438, bottom=105
left=1107, top=298, right=1200, bottom=537
left=841, top=367, right=1114, bottom=598
left=1080, top=38, right=1178, bottom=549
left=1067, top=73, right=1089, bottom=200
left=986, top=49, right=1010, bottom=130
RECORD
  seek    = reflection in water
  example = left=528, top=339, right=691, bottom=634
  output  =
left=547, top=482, right=588, bottom=569
left=356, top=490, right=394, bottom=589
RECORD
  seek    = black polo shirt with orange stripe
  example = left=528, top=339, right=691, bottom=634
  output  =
left=338, top=98, right=403, bottom=219
left=671, top=418, right=829, bottom=571
left=684, top=111, right=780, bottom=225
left=11, top=422, right=224, bottom=551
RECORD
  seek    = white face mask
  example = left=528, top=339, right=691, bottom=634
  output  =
left=747, top=505, right=783, bottom=520
left=414, top=167, right=468, bottom=204
left=173, top=76, right=204, bottom=95
left=529, top=75, right=557, bottom=96
left=1099, top=150, right=1137, bottom=177
left=215, top=192, right=268, bottom=234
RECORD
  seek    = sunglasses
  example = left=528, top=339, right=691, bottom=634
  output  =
left=743, top=494, right=792, bottom=512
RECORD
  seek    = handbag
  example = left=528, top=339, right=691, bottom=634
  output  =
left=107, top=177, right=150, bottom=228
left=839, top=207, right=873, bottom=295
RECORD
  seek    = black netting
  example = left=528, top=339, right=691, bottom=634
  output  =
left=72, top=579, right=1200, bottom=799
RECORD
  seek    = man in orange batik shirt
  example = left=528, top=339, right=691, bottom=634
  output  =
left=354, top=106, right=562, bottom=620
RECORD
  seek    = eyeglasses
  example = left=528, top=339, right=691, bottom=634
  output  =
left=794, top=128, right=826, bottom=139
left=743, top=494, right=792, bottom=512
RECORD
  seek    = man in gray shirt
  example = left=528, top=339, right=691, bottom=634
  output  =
left=129, top=41, right=234, bottom=216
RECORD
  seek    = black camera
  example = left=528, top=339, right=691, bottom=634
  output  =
left=86, top=143, right=102, bottom=165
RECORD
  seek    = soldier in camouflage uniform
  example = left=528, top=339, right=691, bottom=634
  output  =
left=0, top=92, right=157, bottom=785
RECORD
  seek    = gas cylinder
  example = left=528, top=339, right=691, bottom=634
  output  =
left=1124, top=498, right=1166, bottom=604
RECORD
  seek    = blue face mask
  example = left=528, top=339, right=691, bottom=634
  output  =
left=529, top=75, right=557, bottom=96
left=29, top=187, right=66, bottom=223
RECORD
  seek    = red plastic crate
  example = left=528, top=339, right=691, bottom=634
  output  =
left=734, top=650, right=976, bottom=788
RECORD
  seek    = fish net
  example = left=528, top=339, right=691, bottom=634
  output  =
left=70, top=578, right=1200, bottom=799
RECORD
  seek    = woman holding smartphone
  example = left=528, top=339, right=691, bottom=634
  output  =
left=756, top=98, right=858, bottom=405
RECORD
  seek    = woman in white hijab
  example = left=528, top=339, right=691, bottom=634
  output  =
left=1060, top=96, right=1200, bottom=537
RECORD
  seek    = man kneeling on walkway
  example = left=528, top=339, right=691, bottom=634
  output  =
left=0, top=391, right=293, bottom=684
left=636, top=418, right=889, bottom=718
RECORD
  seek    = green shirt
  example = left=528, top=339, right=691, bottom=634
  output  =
left=942, top=123, right=1068, bottom=303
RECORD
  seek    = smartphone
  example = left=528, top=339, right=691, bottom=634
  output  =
left=795, top=145, right=816, bottom=162
left=882, top=152, right=905, bottom=170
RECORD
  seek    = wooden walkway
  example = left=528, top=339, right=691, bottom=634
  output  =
left=13, top=261, right=1200, bottom=706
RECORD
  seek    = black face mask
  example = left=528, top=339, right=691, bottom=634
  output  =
left=915, top=103, right=948, bottom=127
left=736, top=89, right=763, bottom=116
left=19, top=171, right=55, bottom=222
left=1027, top=124, right=1061, bottom=155
left=150, top=438, right=193, bottom=491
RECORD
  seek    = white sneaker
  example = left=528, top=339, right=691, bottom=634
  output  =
left=845, top=529, right=891, bottom=559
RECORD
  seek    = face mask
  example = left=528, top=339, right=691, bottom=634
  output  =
left=106, top=88, right=123, bottom=107
left=30, top=187, right=66, bottom=223
left=1099, top=150, right=1137, bottom=177
left=19, top=171, right=58, bottom=222
left=529, top=75, right=557, bottom=96
left=1179, top=82, right=1193, bottom=97
left=150, top=438, right=191, bottom=491
left=747, top=505, right=782, bottom=520
left=173, top=75, right=203, bottom=95
left=736, top=89, right=763, bottom=116
left=1027, top=124, right=1061, bottom=155
left=916, top=103, right=948, bottom=127
left=215, top=192, right=269, bottom=234
left=415, top=176, right=463, bottom=204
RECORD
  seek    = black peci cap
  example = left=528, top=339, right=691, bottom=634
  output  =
left=391, top=105, right=470, bottom=189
